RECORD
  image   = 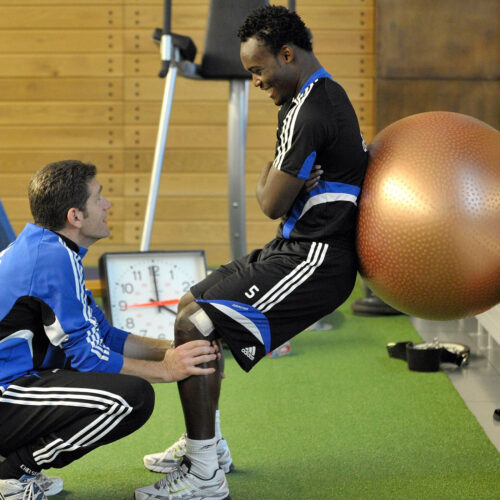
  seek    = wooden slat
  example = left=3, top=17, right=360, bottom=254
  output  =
left=122, top=221, right=277, bottom=246
left=124, top=5, right=209, bottom=30
left=122, top=196, right=270, bottom=222
left=123, top=124, right=229, bottom=149
left=123, top=173, right=254, bottom=197
left=0, top=78, right=123, bottom=101
left=124, top=77, right=228, bottom=101
left=122, top=124, right=375, bottom=150
left=0, top=103, right=124, bottom=125
left=120, top=0, right=374, bottom=5
left=0, top=55, right=123, bottom=78
left=299, top=6, right=374, bottom=31
left=0, top=7, right=123, bottom=29
left=0, top=126, right=123, bottom=149
left=313, top=30, right=375, bottom=54
left=125, top=77, right=373, bottom=102
left=0, top=174, right=124, bottom=198
left=124, top=29, right=204, bottom=55
left=0, top=151, right=124, bottom=173
left=122, top=149, right=272, bottom=174
left=316, top=54, right=375, bottom=77
left=123, top=5, right=374, bottom=31
left=1, top=199, right=30, bottom=221
left=0, top=30, right=123, bottom=53
left=125, top=101, right=228, bottom=125
left=0, top=0, right=123, bottom=4
left=124, top=28, right=374, bottom=55
left=124, top=99, right=373, bottom=125
left=123, top=124, right=276, bottom=150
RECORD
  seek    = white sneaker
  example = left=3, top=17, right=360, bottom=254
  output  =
left=144, top=435, right=234, bottom=474
left=35, top=473, right=63, bottom=496
left=135, top=457, right=230, bottom=500
left=0, top=474, right=47, bottom=500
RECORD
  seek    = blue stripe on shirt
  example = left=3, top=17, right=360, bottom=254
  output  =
left=283, top=180, right=360, bottom=239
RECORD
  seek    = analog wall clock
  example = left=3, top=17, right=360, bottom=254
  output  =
left=99, top=250, right=207, bottom=340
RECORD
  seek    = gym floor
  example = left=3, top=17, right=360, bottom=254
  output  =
left=411, top=316, right=500, bottom=452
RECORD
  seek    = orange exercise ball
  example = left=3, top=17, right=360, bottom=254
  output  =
left=357, top=111, right=500, bottom=320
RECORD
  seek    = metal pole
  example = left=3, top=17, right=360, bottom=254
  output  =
left=140, top=45, right=179, bottom=251
left=227, top=79, right=249, bottom=260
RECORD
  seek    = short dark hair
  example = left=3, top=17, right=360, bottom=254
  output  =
left=238, top=5, right=312, bottom=55
left=29, top=160, right=97, bottom=231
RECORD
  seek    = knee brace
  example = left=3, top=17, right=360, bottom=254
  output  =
left=188, top=308, right=215, bottom=337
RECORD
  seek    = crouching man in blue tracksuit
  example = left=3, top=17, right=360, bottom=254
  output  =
left=0, top=160, right=219, bottom=500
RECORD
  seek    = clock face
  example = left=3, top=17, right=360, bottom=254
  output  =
left=99, top=251, right=207, bottom=340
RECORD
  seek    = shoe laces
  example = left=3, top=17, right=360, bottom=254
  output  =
left=162, top=433, right=186, bottom=457
left=21, top=478, right=44, bottom=500
left=156, top=464, right=188, bottom=489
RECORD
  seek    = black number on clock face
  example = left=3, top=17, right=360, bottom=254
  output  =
left=121, top=283, right=134, bottom=294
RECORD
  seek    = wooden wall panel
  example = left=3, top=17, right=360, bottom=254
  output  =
left=0, top=78, right=122, bottom=100
left=377, top=0, right=499, bottom=79
left=0, top=7, right=122, bottom=29
left=0, top=0, right=375, bottom=268
left=377, top=80, right=500, bottom=131
left=0, top=31, right=123, bottom=54
left=376, top=0, right=499, bottom=131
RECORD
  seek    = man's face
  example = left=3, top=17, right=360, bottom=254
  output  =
left=240, top=37, right=297, bottom=106
left=79, top=177, right=111, bottom=247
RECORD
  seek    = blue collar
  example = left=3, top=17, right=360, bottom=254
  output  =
left=298, top=67, right=332, bottom=95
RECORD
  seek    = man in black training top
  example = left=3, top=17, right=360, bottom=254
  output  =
left=135, top=6, right=368, bottom=500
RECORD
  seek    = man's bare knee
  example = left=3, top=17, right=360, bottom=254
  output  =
left=175, top=303, right=215, bottom=345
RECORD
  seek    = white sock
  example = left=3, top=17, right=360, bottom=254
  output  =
left=215, top=410, right=222, bottom=441
left=185, top=437, right=218, bottom=478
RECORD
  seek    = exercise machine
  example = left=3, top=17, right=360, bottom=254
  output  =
left=140, top=0, right=268, bottom=260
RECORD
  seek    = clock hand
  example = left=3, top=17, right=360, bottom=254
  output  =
left=159, top=304, right=178, bottom=316
left=125, top=299, right=180, bottom=309
left=149, top=265, right=162, bottom=313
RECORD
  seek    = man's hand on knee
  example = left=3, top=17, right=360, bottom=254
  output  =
left=163, top=340, right=219, bottom=382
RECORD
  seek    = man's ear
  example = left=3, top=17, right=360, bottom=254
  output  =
left=66, top=207, right=83, bottom=229
left=279, top=44, right=295, bottom=64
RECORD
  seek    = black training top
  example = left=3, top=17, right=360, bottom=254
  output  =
left=273, top=67, right=368, bottom=245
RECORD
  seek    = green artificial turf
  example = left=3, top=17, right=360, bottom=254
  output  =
left=48, top=282, right=500, bottom=499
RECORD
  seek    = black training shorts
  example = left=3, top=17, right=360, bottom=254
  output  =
left=191, top=238, right=357, bottom=372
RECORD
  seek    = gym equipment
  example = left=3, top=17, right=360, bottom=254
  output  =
left=357, top=111, right=500, bottom=320
left=0, top=200, right=15, bottom=252
left=387, top=340, right=470, bottom=372
left=351, top=283, right=403, bottom=316
left=141, top=0, right=268, bottom=260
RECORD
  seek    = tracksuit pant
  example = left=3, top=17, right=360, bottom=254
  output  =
left=0, top=369, right=154, bottom=479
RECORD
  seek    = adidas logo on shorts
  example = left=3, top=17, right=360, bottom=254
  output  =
left=241, top=346, right=256, bottom=360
